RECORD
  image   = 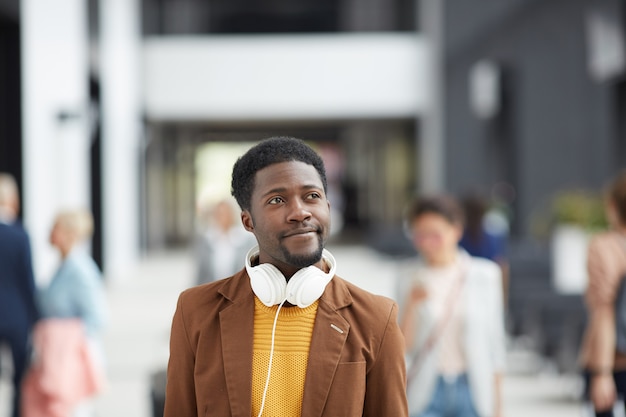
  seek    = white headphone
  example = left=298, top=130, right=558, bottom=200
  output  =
left=245, top=245, right=337, bottom=308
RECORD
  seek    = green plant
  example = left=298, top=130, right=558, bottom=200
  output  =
left=551, top=189, right=607, bottom=231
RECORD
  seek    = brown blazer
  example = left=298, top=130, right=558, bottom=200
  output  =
left=164, top=268, right=408, bottom=417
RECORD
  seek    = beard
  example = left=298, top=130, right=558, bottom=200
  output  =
left=280, top=234, right=324, bottom=268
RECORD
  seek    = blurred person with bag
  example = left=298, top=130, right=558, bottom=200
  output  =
left=399, top=194, right=506, bottom=417
left=22, top=209, right=108, bottom=417
left=581, top=170, right=626, bottom=417
left=0, top=173, right=39, bottom=417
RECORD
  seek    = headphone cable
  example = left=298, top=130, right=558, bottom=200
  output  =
left=256, top=297, right=287, bottom=417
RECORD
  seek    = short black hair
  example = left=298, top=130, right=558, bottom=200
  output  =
left=405, top=194, right=465, bottom=227
left=231, top=136, right=328, bottom=211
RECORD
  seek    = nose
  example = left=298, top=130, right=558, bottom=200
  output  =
left=286, top=198, right=312, bottom=222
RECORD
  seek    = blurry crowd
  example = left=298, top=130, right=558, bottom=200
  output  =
left=0, top=173, right=107, bottom=417
left=2, top=161, right=626, bottom=417
left=396, top=170, right=626, bottom=417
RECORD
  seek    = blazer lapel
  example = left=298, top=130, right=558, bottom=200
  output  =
left=301, top=279, right=351, bottom=417
left=220, top=273, right=255, bottom=417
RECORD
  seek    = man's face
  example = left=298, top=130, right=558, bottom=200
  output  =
left=241, top=161, right=331, bottom=274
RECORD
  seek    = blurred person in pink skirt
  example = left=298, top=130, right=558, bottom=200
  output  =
left=22, top=209, right=108, bottom=417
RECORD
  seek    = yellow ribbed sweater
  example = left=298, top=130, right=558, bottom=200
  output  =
left=251, top=297, right=318, bottom=417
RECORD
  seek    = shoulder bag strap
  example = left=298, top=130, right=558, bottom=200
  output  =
left=406, top=263, right=467, bottom=389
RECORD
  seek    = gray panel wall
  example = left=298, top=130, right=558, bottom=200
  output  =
left=443, top=0, right=619, bottom=237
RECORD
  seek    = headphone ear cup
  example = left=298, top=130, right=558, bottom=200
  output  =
left=245, top=246, right=336, bottom=308
left=286, top=267, right=331, bottom=308
left=248, top=263, right=287, bottom=307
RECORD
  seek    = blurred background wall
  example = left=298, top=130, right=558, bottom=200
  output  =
left=0, top=0, right=625, bottom=283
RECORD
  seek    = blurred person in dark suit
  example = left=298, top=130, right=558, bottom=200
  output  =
left=0, top=173, right=39, bottom=417
left=458, top=193, right=510, bottom=308
left=458, top=193, right=508, bottom=265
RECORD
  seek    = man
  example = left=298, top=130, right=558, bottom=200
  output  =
left=0, top=173, right=39, bottom=417
left=164, top=137, right=408, bottom=417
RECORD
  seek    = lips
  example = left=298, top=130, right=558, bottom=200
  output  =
left=282, top=227, right=319, bottom=238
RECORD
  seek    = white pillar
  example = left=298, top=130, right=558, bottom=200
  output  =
left=418, top=0, right=445, bottom=192
left=99, top=0, right=141, bottom=281
left=21, top=0, right=90, bottom=283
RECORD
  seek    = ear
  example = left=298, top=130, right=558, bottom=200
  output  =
left=241, top=210, right=254, bottom=232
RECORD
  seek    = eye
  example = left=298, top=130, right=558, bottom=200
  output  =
left=268, top=196, right=284, bottom=205
left=306, top=192, right=322, bottom=200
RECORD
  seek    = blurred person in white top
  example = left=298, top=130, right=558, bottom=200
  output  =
left=194, top=197, right=255, bottom=286
left=398, top=194, right=506, bottom=417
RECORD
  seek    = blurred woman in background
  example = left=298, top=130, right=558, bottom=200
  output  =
left=23, top=209, right=108, bottom=417
left=399, top=194, right=506, bottom=417
left=581, top=170, right=626, bottom=417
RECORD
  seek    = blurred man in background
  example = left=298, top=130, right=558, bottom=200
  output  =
left=194, top=197, right=255, bottom=286
left=0, top=173, right=39, bottom=417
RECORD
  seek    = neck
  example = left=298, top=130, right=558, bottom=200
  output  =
left=426, top=250, right=458, bottom=267
left=247, top=246, right=336, bottom=281
left=0, top=206, right=15, bottom=223
left=275, top=259, right=327, bottom=282
left=59, top=243, right=76, bottom=260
